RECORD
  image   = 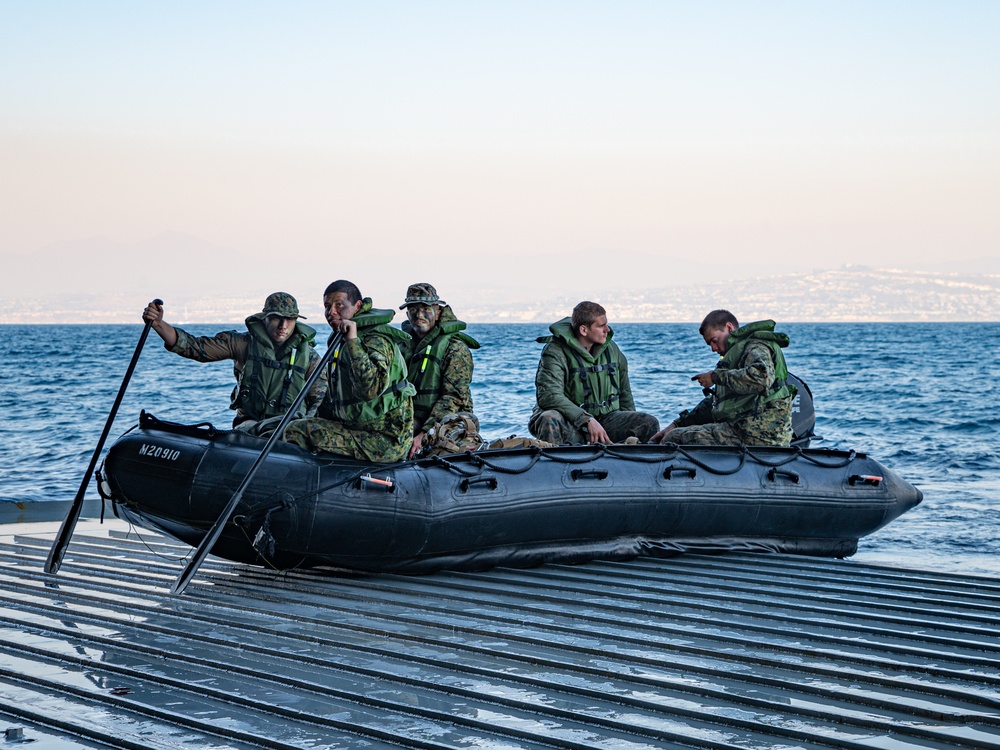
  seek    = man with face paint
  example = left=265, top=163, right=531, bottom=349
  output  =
left=142, top=293, right=323, bottom=435
left=651, top=309, right=796, bottom=447
left=399, top=283, right=480, bottom=459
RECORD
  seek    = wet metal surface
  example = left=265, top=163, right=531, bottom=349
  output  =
left=0, top=518, right=998, bottom=749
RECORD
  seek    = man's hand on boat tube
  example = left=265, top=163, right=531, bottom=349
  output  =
left=585, top=417, right=611, bottom=444
left=650, top=422, right=677, bottom=444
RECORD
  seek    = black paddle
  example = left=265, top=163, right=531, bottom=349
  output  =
left=45, top=298, right=164, bottom=575
left=170, top=331, right=343, bottom=595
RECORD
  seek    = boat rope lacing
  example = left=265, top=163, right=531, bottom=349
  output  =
left=420, top=443, right=857, bottom=479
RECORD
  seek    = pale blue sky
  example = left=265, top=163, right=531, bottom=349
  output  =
left=1, top=1, right=998, bottom=305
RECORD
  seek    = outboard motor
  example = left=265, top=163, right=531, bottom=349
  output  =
left=788, top=372, right=819, bottom=448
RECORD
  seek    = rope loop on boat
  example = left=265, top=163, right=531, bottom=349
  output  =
left=603, top=446, right=668, bottom=463
left=538, top=445, right=607, bottom=464
left=796, top=448, right=857, bottom=468
left=392, top=442, right=860, bottom=483
left=743, top=447, right=801, bottom=468
left=470, top=450, right=542, bottom=475
left=743, top=446, right=857, bottom=469
left=419, top=442, right=862, bottom=478
left=668, top=444, right=747, bottom=476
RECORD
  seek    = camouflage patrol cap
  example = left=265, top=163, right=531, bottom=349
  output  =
left=261, top=292, right=306, bottom=320
left=400, top=282, right=446, bottom=310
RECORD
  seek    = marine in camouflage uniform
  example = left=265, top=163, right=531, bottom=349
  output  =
left=283, top=281, right=415, bottom=463
left=399, top=282, right=480, bottom=458
left=657, top=311, right=795, bottom=447
left=529, top=301, right=659, bottom=445
left=142, top=293, right=324, bottom=434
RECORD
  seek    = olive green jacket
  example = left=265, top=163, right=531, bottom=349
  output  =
left=529, top=317, right=636, bottom=432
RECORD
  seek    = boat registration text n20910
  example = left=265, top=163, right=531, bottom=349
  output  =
left=138, top=444, right=181, bottom=461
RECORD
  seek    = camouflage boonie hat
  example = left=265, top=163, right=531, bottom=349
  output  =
left=400, top=282, right=446, bottom=310
left=261, top=292, right=305, bottom=319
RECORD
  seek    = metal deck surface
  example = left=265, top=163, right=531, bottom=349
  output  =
left=0, top=518, right=997, bottom=749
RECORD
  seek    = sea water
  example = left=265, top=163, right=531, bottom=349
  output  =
left=1, top=322, right=997, bottom=576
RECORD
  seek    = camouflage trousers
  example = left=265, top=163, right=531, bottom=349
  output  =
left=282, top=402, right=414, bottom=463
left=668, top=400, right=793, bottom=448
left=530, top=409, right=660, bottom=445
left=664, top=421, right=744, bottom=446
left=235, top=416, right=286, bottom=438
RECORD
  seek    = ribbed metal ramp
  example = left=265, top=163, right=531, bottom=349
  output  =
left=1, top=519, right=998, bottom=749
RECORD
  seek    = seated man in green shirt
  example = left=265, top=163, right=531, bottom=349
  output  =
left=529, top=301, right=658, bottom=445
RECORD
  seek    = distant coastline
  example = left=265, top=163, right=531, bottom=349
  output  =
left=3, top=267, right=999, bottom=325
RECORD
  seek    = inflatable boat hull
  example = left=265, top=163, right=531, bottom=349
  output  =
left=100, top=414, right=922, bottom=573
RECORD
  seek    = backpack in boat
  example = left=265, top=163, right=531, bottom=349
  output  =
left=486, top=435, right=554, bottom=450
left=423, top=412, right=486, bottom=456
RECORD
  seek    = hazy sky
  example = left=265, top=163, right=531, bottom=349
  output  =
left=1, top=1, right=998, bottom=307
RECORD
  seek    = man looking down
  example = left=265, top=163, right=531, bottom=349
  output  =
left=651, top=309, right=795, bottom=447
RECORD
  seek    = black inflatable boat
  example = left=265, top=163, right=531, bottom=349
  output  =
left=96, top=412, right=922, bottom=574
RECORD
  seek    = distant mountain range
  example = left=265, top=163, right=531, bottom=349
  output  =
left=3, top=265, right=998, bottom=323
left=455, top=265, right=1000, bottom=324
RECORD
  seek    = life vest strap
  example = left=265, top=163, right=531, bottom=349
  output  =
left=580, top=398, right=617, bottom=411
left=573, top=361, right=618, bottom=378
left=248, top=352, right=306, bottom=374
left=333, top=378, right=413, bottom=407
left=568, top=347, right=620, bottom=414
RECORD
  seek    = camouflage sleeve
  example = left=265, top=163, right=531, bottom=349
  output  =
left=342, top=333, right=394, bottom=400
left=534, top=343, right=591, bottom=429
left=714, top=341, right=775, bottom=394
left=676, top=396, right=714, bottom=427
left=421, top=339, right=474, bottom=431
left=615, top=347, right=636, bottom=412
left=303, top=347, right=328, bottom=418
left=169, top=328, right=248, bottom=364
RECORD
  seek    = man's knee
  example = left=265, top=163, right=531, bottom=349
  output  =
left=530, top=410, right=576, bottom=444
left=667, top=423, right=741, bottom=446
left=281, top=419, right=311, bottom=449
left=631, top=412, right=660, bottom=443
left=602, top=410, right=660, bottom=443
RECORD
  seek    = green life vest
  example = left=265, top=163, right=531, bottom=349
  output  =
left=233, top=318, right=316, bottom=422
left=319, top=303, right=415, bottom=427
left=403, top=313, right=480, bottom=427
left=711, top=320, right=795, bottom=423
left=537, top=319, right=623, bottom=418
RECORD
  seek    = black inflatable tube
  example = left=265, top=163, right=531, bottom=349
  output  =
left=103, top=414, right=922, bottom=574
